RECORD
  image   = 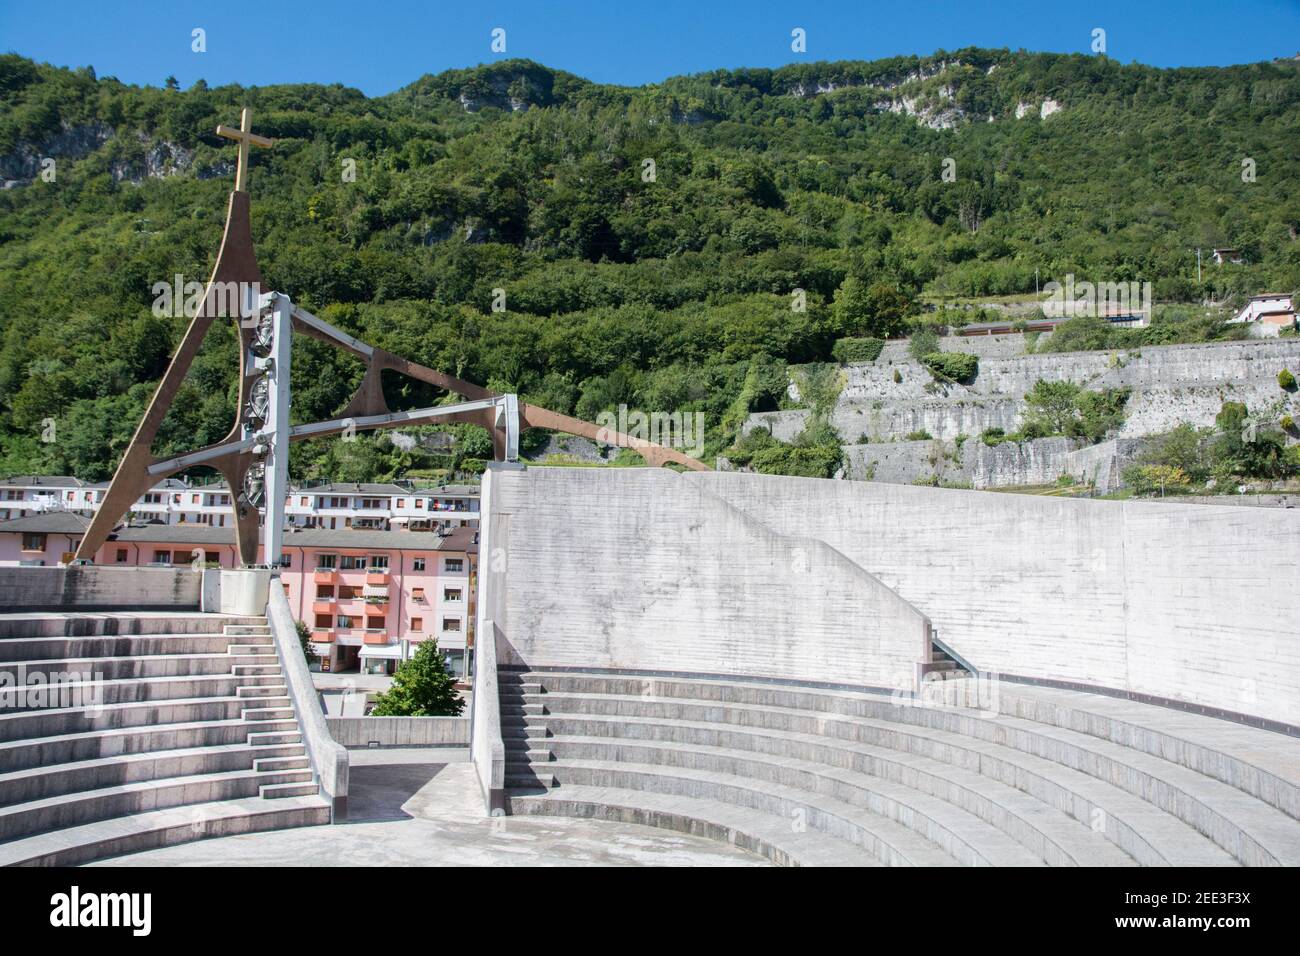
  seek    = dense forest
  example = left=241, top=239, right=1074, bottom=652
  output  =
left=1, top=49, right=1297, bottom=481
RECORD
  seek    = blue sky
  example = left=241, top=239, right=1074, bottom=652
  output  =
left=3, top=0, right=1299, bottom=95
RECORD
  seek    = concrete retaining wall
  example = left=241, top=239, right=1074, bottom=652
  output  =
left=750, top=338, right=1300, bottom=448
left=838, top=436, right=1122, bottom=490
left=327, top=716, right=469, bottom=748
left=488, top=467, right=931, bottom=691
left=0, top=565, right=201, bottom=611
left=690, top=472, right=1300, bottom=728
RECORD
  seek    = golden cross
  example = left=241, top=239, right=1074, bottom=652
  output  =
left=216, top=108, right=275, bottom=193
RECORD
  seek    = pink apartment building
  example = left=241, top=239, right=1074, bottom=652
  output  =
left=0, top=513, right=478, bottom=678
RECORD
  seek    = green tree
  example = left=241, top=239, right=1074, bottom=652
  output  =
left=294, top=620, right=318, bottom=667
left=370, top=638, right=465, bottom=717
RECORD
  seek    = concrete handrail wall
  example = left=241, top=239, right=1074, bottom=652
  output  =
left=0, top=565, right=201, bottom=611
left=488, top=467, right=931, bottom=692
left=327, top=716, right=469, bottom=748
left=267, top=579, right=349, bottom=820
left=470, top=465, right=509, bottom=814
left=472, top=619, right=506, bottom=813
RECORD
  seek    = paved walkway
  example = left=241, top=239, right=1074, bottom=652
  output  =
left=92, top=750, right=767, bottom=867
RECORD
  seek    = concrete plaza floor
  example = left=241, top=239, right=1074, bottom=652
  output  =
left=92, top=749, right=768, bottom=867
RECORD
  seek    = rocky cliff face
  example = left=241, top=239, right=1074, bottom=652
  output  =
left=0, top=122, right=221, bottom=188
left=0, top=122, right=112, bottom=184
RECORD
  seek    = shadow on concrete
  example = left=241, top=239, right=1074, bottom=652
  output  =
left=342, top=760, right=451, bottom=823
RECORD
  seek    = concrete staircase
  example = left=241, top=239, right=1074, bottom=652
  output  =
left=500, top=669, right=1300, bottom=867
left=0, top=614, right=330, bottom=865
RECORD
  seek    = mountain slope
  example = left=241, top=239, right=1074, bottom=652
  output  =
left=0, top=49, right=1297, bottom=480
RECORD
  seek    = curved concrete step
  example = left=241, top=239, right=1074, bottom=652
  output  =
left=536, top=736, right=1050, bottom=866
left=522, top=758, right=963, bottom=866
left=983, top=682, right=1300, bottom=822
left=0, top=673, right=261, bottom=711
left=514, top=679, right=1239, bottom=865
left=977, top=710, right=1300, bottom=867
left=543, top=692, right=1239, bottom=866
left=510, top=784, right=882, bottom=867
left=0, top=615, right=264, bottom=641
left=0, top=694, right=285, bottom=743
left=0, top=741, right=307, bottom=806
left=0, top=794, right=329, bottom=867
left=0, top=652, right=278, bottom=681
left=0, top=634, right=271, bottom=661
left=0, top=717, right=299, bottom=772
left=0, top=767, right=314, bottom=841
left=536, top=719, right=1135, bottom=866
left=522, top=675, right=1291, bottom=865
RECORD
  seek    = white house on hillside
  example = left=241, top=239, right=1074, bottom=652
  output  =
left=1228, top=293, right=1296, bottom=337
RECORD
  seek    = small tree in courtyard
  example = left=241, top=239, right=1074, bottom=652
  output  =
left=371, top=638, right=464, bottom=717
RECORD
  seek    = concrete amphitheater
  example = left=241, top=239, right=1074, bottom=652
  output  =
left=471, top=466, right=1300, bottom=867
left=1, top=467, right=1298, bottom=866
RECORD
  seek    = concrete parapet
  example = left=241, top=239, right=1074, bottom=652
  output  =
left=0, top=566, right=201, bottom=612
left=327, top=716, right=469, bottom=748
left=267, top=580, right=348, bottom=820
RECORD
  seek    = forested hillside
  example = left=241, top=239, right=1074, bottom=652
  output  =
left=1, top=49, right=1297, bottom=480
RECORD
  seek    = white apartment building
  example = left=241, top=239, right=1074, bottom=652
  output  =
left=0, top=475, right=479, bottom=532
left=286, top=482, right=480, bottom=532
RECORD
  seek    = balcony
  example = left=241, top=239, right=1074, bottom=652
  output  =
left=313, top=569, right=338, bottom=584
left=365, top=569, right=389, bottom=585
left=311, top=629, right=335, bottom=644
left=362, top=629, right=389, bottom=645
left=363, top=597, right=389, bottom=613
left=311, top=599, right=336, bottom=614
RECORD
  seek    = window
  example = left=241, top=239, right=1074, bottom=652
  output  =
left=442, top=617, right=461, bottom=632
left=410, top=617, right=423, bottom=632
left=340, top=554, right=364, bottom=570
left=338, top=585, right=359, bottom=600
left=444, top=558, right=464, bottom=574
left=336, top=615, right=353, bottom=629
left=205, top=552, right=220, bottom=566
left=153, top=550, right=172, bottom=565
left=412, top=556, right=426, bottom=572
left=411, top=587, right=427, bottom=603
left=314, top=614, right=332, bottom=628
left=368, top=555, right=389, bottom=570
left=300, top=497, right=308, bottom=506
left=366, top=617, right=385, bottom=630
left=444, top=588, right=462, bottom=602
left=115, top=548, right=128, bottom=563
left=415, top=499, right=425, bottom=509
left=395, top=498, right=405, bottom=508
left=315, top=585, right=335, bottom=599
left=21, top=533, right=46, bottom=552
left=316, top=553, right=337, bottom=569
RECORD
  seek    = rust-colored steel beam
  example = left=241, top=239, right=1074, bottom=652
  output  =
left=74, top=178, right=709, bottom=566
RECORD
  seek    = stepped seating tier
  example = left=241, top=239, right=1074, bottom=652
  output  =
left=499, top=670, right=1300, bottom=867
left=0, top=614, right=329, bottom=866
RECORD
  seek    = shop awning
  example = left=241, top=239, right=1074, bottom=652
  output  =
left=359, top=643, right=403, bottom=659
